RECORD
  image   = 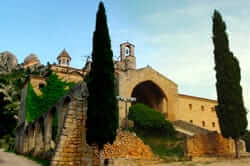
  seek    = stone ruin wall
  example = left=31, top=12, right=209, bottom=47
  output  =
left=51, top=95, right=93, bottom=166
left=15, top=82, right=96, bottom=166
left=186, top=132, right=246, bottom=157
left=15, top=81, right=157, bottom=166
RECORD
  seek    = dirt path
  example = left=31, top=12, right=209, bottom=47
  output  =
left=154, top=158, right=250, bottom=166
left=0, top=149, right=40, bottom=166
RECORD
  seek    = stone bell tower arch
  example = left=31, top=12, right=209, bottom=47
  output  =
left=120, top=42, right=136, bottom=70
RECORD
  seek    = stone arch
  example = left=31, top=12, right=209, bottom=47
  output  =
left=57, top=96, right=71, bottom=139
left=117, top=67, right=178, bottom=124
left=131, top=80, right=168, bottom=116
left=51, top=107, right=58, bottom=142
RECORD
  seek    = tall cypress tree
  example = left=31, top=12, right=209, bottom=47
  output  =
left=86, top=2, right=118, bottom=150
left=212, top=10, right=248, bottom=158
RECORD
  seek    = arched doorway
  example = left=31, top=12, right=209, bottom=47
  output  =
left=131, top=81, right=168, bottom=117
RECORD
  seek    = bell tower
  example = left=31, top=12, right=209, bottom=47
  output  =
left=120, top=42, right=136, bottom=70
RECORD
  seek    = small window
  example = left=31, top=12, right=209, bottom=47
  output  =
left=202, top=121, right=205, bottom=127
left=212, top=122, right=216, bottom=127
left=59, top=60, right=61, bottom=64
left=189, top=104, right=192, bottom=110
left=39, top=83, right=45, bottom=89
left=190, top=120, right=193, bottom=124
left=67, top=60, right=69, bottom=65
left=201, top=105, right=204, bottom=111
left=211, top=107, right=215, bottom=112
left=125, top=46, right=130, bottom=56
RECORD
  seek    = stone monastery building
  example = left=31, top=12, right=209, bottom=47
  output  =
left=24, top=42, right=220, bottom=134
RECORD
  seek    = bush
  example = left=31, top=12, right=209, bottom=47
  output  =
left=128, top=103, right=176, bottom=137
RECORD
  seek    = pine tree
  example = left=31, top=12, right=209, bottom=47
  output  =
left=86, top=1, right=118, bottom=151
left=212, top=10, right=248, bottom=158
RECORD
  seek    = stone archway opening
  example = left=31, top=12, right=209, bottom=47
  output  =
left=131, top=81, right=168, bottom=117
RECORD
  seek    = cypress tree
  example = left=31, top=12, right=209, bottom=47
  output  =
left=212, top=10, right=248, bottom=158
left=86, top=2, right=118, bottom=150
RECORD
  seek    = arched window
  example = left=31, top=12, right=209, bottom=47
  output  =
left=212, top=122, right=216, bottom=127
left=190, top=120, right=193, bottom=124
left=202, top=121, right=205, bottom=127
left=125, top=46, right=130, bottom=56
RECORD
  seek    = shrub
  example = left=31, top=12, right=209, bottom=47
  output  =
left=128, top=103, right=176, bottom=137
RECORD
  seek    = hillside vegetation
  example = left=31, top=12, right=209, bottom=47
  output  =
left=128, top=103, right=184, bottom=160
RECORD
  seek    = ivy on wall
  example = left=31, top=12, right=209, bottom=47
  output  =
left=26, top=82, right=42, bottom=122
left=25, top=73, right=75, bottom=122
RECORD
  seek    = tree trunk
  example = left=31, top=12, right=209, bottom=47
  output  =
left=99, top=149, right=104, bottom=166
left=234, top=138, right=240, bottom=158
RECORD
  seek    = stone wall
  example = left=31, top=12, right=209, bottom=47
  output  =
left=186, top=132, right=246, bottom=157
left=51, top=97, right=91, bottom=165
left=15, top=110, right=57, bottom=158
left=15, top=82, right=93, bottom=165
left=177, top=94, right=220, bottom=132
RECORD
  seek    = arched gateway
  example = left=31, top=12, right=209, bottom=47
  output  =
left=131, top=80, right=168, bottom=115
left=117, top=66, right=178, bottom=126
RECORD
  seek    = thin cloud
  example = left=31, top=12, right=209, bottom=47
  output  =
left=132, top=1, right=250, bottom=127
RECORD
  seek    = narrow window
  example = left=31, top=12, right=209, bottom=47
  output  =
left=59, top=60, right=61, bottom=64
left=211, top=107, right=215, bottom=112
left=190, top=120, right=193, bottom=124
left=189, top=104, right=192, bottom=110
left=202, top=121, right=205, bottom=127
left=201, top=105, right=204, bottom=111
left=125, top=46, right=130, bottom=56
left=212, top=122, right=216, bottom=127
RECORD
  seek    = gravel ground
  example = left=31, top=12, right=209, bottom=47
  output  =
left=0, top=149, right=39, bottom=166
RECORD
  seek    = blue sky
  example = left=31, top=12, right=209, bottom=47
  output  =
left=1, top=0, right=250, bottom=124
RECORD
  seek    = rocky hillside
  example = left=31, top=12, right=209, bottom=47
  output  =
left=0, top=51, right=18, bottom=73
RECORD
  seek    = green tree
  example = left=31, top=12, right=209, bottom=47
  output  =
left=0, top=70, right=27, bottom=149
left=242, top=130, right=250, bottom=152
left=86, top=1, right=118, bottom=152
left=212, top=10, right=248, bottom=158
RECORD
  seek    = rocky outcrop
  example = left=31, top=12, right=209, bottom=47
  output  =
left=0, top=51, right=18, bottom=73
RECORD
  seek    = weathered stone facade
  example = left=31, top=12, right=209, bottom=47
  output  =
left=114, top=42, right=220, bottom=133
left=186, top=132, right=246, bottom=157
left=15, top=82, right=94, bottom=165
left=21, top=42, right=221, bottom=133
left=51, top=88, right=90, bottom=165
